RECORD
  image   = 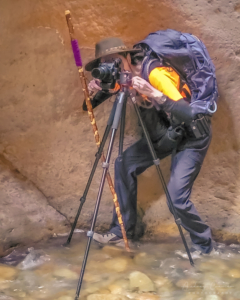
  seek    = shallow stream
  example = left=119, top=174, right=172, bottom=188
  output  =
left=1, top=233, right=240, bottom=300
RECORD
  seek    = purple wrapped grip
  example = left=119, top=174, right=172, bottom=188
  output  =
left=71, top=39, right=82, bottom=67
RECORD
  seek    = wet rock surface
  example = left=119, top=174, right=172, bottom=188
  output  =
left=0, top=235, right=240, bottom=300
left=1, top=0, right=240, bottom=253
left=129, top=271, right=155, bottom=292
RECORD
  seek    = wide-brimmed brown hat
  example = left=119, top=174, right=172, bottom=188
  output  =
left=85, top=37, right=141, bottom=72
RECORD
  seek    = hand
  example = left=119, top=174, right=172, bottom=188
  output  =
left=132, top=76, right=163, bottom=99
left=88, top=79, right=102, bottom=93
left=167, top=126, right=184, bottom=142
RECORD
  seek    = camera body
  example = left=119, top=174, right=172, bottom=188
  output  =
left=91, top=58, right=122, bottom=90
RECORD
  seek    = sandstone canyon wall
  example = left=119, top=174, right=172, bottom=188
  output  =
left=1, top=0, right=240, bottom=254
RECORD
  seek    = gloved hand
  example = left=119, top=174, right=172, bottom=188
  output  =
left=153, top=125, right=184, bottom=154
left=167, top=125, right=184, bottom=142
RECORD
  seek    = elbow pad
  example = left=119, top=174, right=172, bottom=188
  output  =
left=161, top=98, right=194, bottom=124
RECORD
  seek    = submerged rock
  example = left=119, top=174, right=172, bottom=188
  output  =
left=97, top=289, right=111, bottom=294
left=108, top=283, right=123, bottom=295
left=0, top=281, right=11, bottom=290
left=205, top=296, right=222, bottom=300
left=198, top=259, right=228, bottom=274
left=101, top=246, right=125, bottom=257
left=137, top=293, right=160, bottom=300
left=133, top=252, right=158, bottom=268
left=87, top=295, right=128, bottom=300
left=103, top=257, right=130, bottom=272
left=175, top=278, right=198, bottom=289
left=0, top=295, right=16, bottom=300
left=81, top=285, right=101, bottom=298
left=227, top=269, right=240, bottom=278
left=1, top=238, right=239, bottom=300
left=129, top=271, right=155, bottom=292
left=108, top=279, right=129, bottom=294
left=0, top=264, right=18, bottom=280
left=121, top=292, right=138, bottom=299
left=15, top=291, right=27, bottom=298
left=50, top=290, right=75, bottom=300
left=83, top=272, right=108, bottom=283
left=34, top=263, right=55, bottom=276
left=53, top=268, right=79, bottom=279
left=179, top=293, right=205, bottom=300
left=202, top=272, right=233, bottom=296
left=153, top=275, right=172, bottom=288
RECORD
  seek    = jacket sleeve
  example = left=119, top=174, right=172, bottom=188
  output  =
left=82, top=90, right=113, bottom=111
left=161, top=98, right=194, bottom=124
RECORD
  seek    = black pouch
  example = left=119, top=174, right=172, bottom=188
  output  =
left=188, top=114, right=211, bottom=139
left=154, top=125, right=184, bottom=155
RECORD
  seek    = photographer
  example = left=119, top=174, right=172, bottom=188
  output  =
left=84, top=35, right=216, bottom=258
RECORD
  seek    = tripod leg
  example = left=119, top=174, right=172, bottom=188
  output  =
left=74, top=91, right=128, bottom=300
left=64, top=101, right=118, bottom=245
left=119, top=97, right=127, bottom=157
left=131, top=98, right=194, bottom=266
left=112, top=94, right=130, bottom=250
left=103, top=96, right=130, bottom=251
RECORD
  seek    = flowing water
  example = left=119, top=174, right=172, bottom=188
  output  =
left=1, top=232, right=240, bottom=300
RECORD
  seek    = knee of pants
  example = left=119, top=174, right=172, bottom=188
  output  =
left=167, top=179, right=192, bottom=208
left=115, top=155, right=134, bottom=176
left=168, top=179, right=184, bottom=199
left=115, top=156, right=122, bottom=166
left=115, top=156, right=124, bottom=173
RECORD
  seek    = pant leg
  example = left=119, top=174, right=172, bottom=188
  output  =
left=167, top=137, right=213, bottom=253
left=110, top=136, right=172, bottom=238
left=109, top=138, right=154, bottom=238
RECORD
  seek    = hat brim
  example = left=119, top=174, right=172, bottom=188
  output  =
left=85, top=49, right=141, bottom=72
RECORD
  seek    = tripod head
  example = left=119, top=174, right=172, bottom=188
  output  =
left=119, top=71, right=132, bottom=90
left=91, top=58, right=133, bottom=92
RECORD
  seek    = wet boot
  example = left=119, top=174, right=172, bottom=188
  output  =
left=93, top=232, right=123, bottom=244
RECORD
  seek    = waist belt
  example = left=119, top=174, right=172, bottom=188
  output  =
left=185, top=114, right=211, bottom=139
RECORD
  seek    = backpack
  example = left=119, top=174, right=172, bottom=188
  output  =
left=134, top=29, right=218, bottom=116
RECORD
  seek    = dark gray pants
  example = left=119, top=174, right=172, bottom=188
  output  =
left=109, top=136, right=213, bottom=254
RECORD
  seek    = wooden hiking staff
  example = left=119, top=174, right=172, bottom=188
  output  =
left=65, top=10, right=130, bottom=251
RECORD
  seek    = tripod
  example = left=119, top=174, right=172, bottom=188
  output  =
left=71, top=71, right=194, bottom=300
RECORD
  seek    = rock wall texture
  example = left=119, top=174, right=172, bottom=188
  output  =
left=1, top=0, right=240, bottom=253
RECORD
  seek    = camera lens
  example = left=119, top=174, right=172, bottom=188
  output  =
left=91, top=68, right=102, bottom=79
left=91, top=66, right=111, bottom=81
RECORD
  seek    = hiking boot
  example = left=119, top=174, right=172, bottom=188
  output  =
left=175, top=244, right=219, bottom=260
left=202, top=247, right=220, bottom=257
left=92, top=232, right=123, bottom=244
left=175, top=247, right=203, bottom=260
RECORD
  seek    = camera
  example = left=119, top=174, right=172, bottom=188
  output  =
left=91, top=58, right=122, bottom=90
